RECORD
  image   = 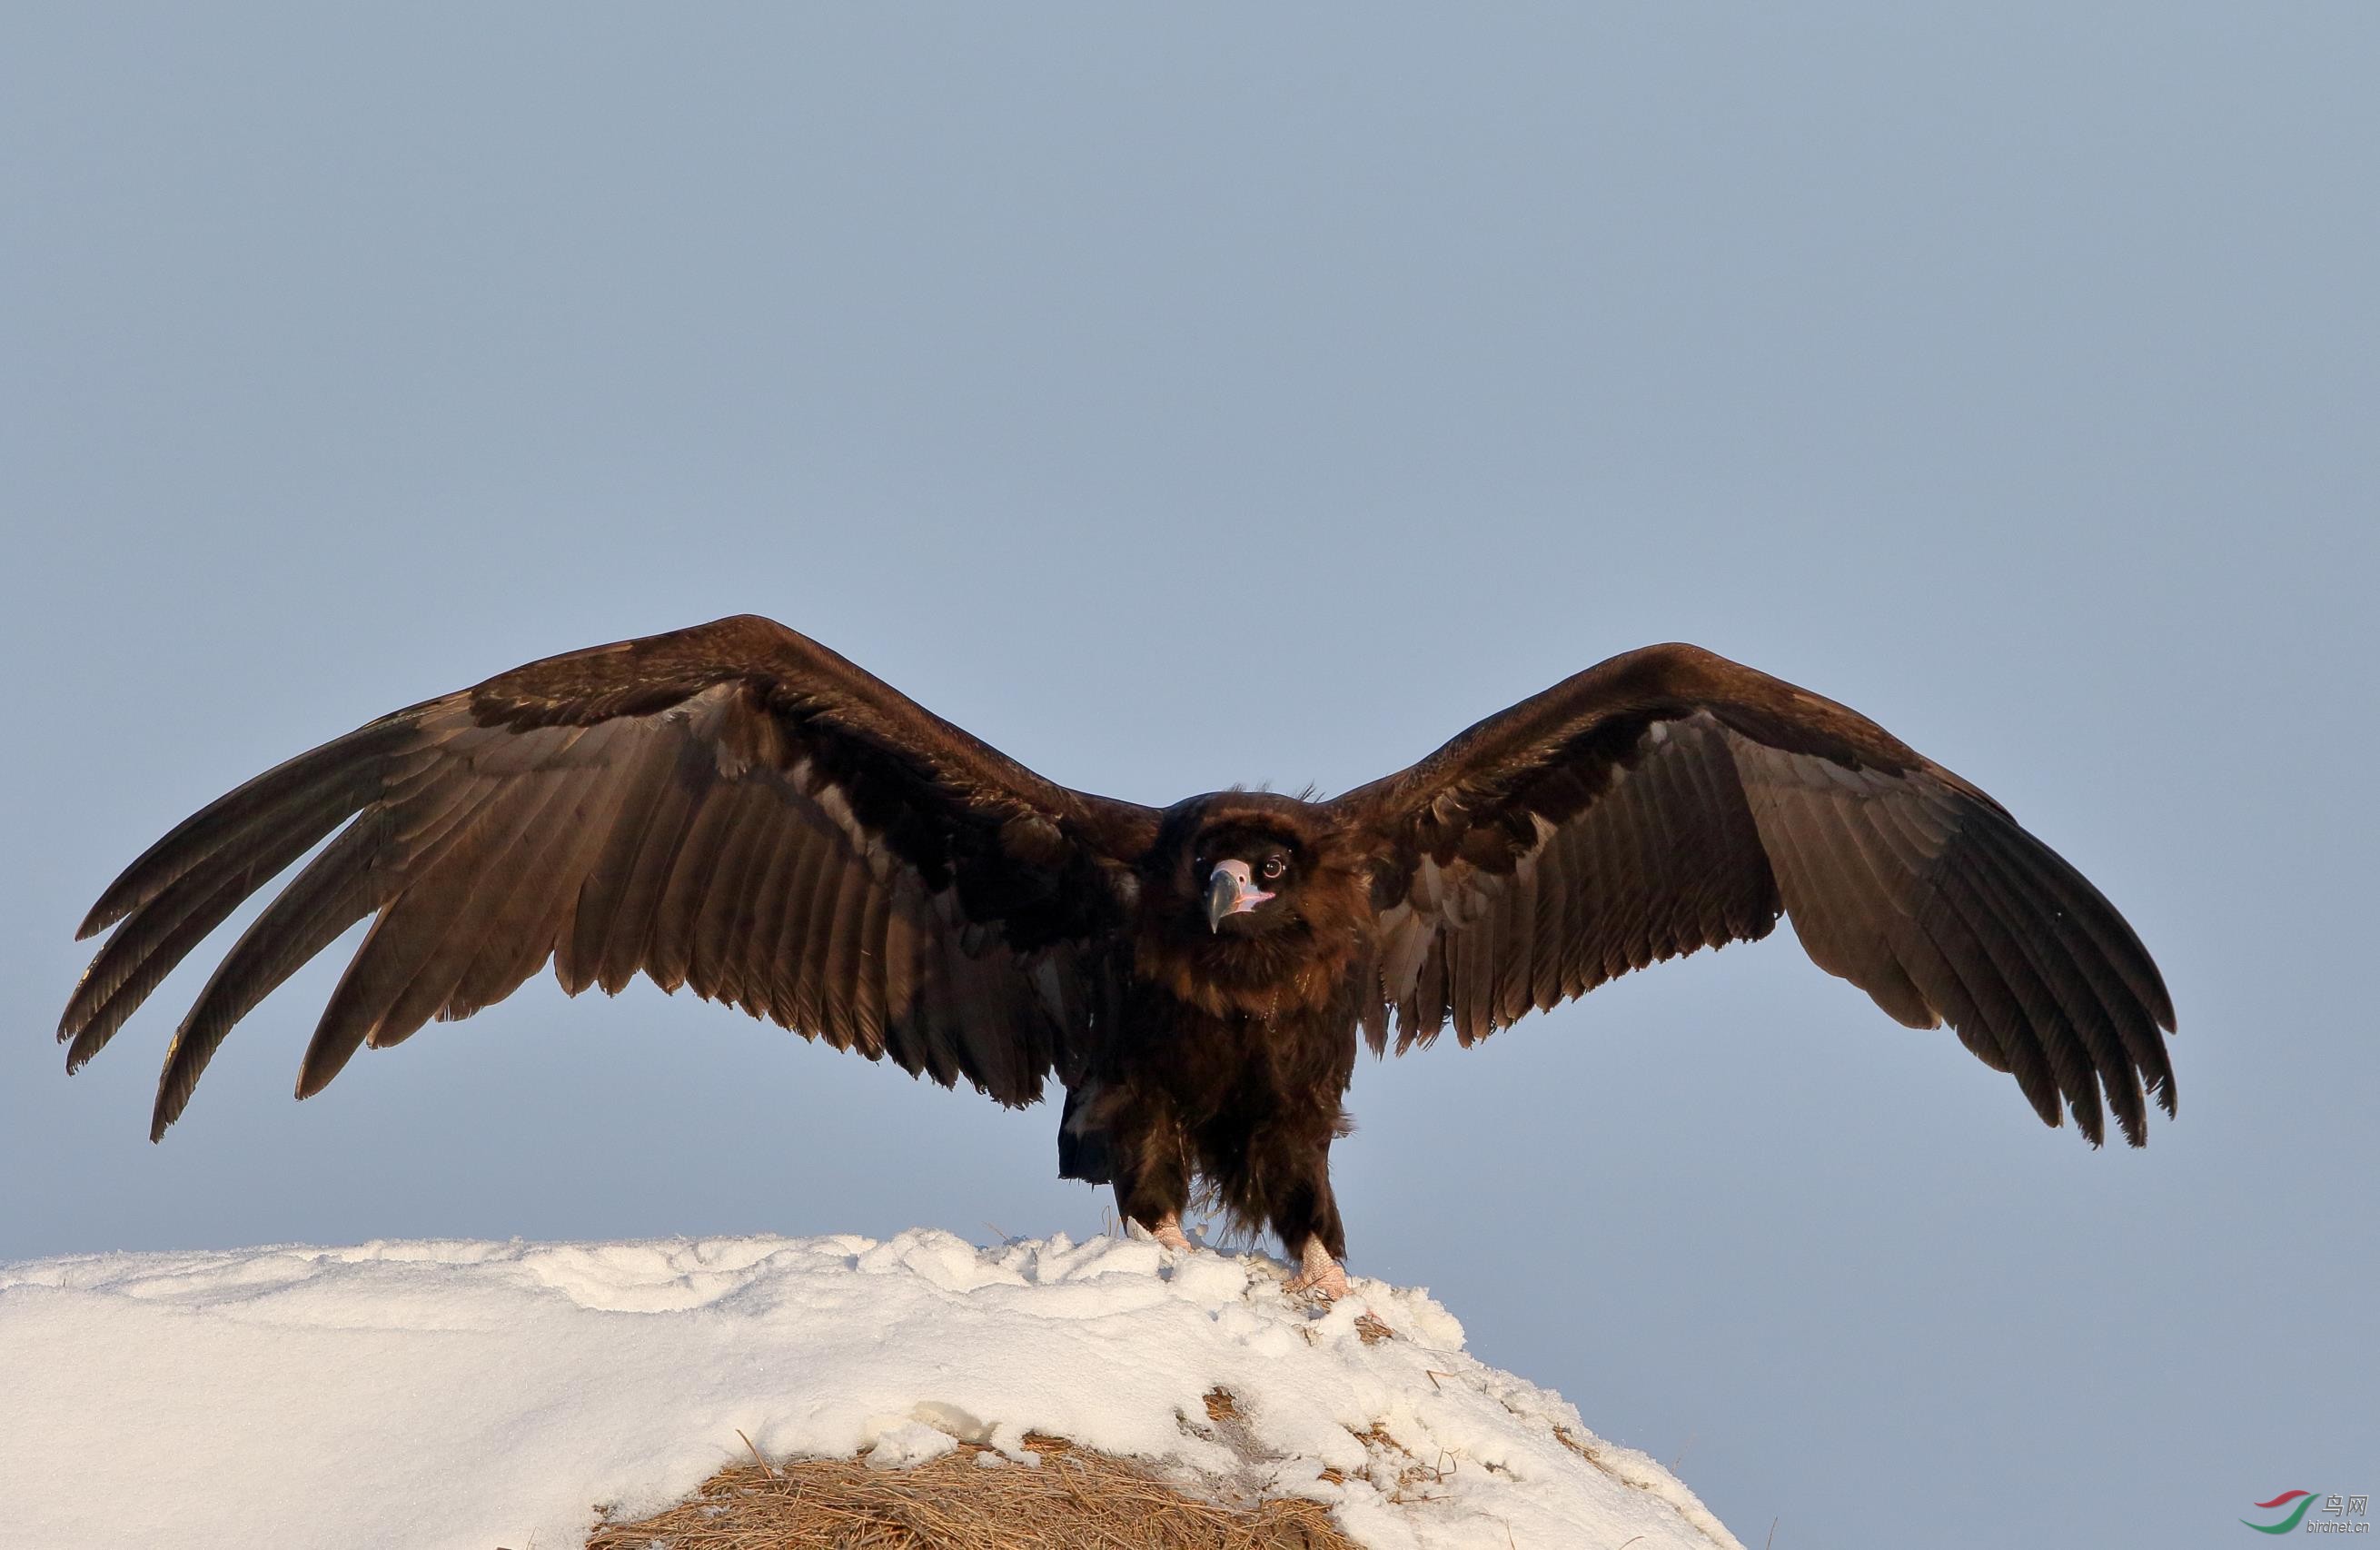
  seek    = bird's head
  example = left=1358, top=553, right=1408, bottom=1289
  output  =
left=1204, top=854, right=1279, bottom=932
left=1147, top=792, right=1319, bottom=935
left=1136, top=792, right=1372, bottom=1015
left=1195, top=834, right=1298, bottom=936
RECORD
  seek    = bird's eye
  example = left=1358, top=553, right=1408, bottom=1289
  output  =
left=1260, top=854, right=1286, bottom=881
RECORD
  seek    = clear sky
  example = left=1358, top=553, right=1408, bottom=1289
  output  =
left=5, top=7, right=2374, bottom=1547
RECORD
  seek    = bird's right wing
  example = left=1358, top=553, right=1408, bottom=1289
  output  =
left=62, top=614, right=1161, bottom=1138
left=1329, top=643, right=2176, bottom=1146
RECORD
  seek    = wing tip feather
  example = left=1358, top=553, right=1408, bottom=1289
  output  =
left=146, top=1078, right=183, bottom=1144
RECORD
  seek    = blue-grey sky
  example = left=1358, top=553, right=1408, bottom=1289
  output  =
left=5, top=7, right=2374, bottom=1547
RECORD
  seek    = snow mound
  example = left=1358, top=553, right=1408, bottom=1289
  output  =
left=0, top=1230, right=1740, bottom=1550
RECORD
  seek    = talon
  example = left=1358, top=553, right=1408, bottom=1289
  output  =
left=1149, top=1212, right=1195, bottom=1254
left=1284, top=1237, right=1349, bottom=1300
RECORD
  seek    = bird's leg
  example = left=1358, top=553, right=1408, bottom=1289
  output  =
left=1275, top=1178, right=1350, bottom=1299
left=1262, top=1124, right=1352, bottom=1300
left=1110, top=1094, right=1195, bottom=1254
left=1284, top=1234, right=1350, bottom=1300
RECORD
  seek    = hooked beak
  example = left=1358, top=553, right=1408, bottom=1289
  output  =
left=1205, top=859, right=1275, bottom=932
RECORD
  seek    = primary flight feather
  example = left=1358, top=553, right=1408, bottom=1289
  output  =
left=62, top=615, right=2176, bottom=1297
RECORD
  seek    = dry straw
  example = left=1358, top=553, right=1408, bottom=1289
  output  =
left=586, top=1426, right=1362, bottom=1550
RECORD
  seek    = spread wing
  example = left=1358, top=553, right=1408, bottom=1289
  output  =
left=62, top=614, right=1159, bottom=1138
left=1332, top=643, right=2177, bottom=1146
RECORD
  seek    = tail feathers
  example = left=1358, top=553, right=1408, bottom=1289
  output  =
left=1056, top=1079, right=1118, bottom=1183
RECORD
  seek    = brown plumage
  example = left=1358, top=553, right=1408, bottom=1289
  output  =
left=61, top=615, right=2177, bottom=1290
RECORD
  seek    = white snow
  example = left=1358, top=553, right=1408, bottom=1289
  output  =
left=1, top=1229, right=1740, bottom=1550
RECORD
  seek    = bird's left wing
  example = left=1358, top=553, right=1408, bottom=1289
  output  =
left=1328, top=643, right=2176, bottom=1146
left=62, top=614, right=1159, bottom=1138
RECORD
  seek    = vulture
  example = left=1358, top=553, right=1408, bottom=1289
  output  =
left=62, top=615, right=2176, bottom=1298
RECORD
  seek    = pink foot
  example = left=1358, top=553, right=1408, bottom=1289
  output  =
left=1149, top=1213, right=1195, bottom=1253
left=1284, top=1237, right=1350, bottom=1300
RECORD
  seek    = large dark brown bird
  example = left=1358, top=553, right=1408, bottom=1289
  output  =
left=62, top=616, right=2175, bottom=1297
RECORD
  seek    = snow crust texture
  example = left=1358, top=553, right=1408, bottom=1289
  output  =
left=0, top=1229, right=1740, bottom=1550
